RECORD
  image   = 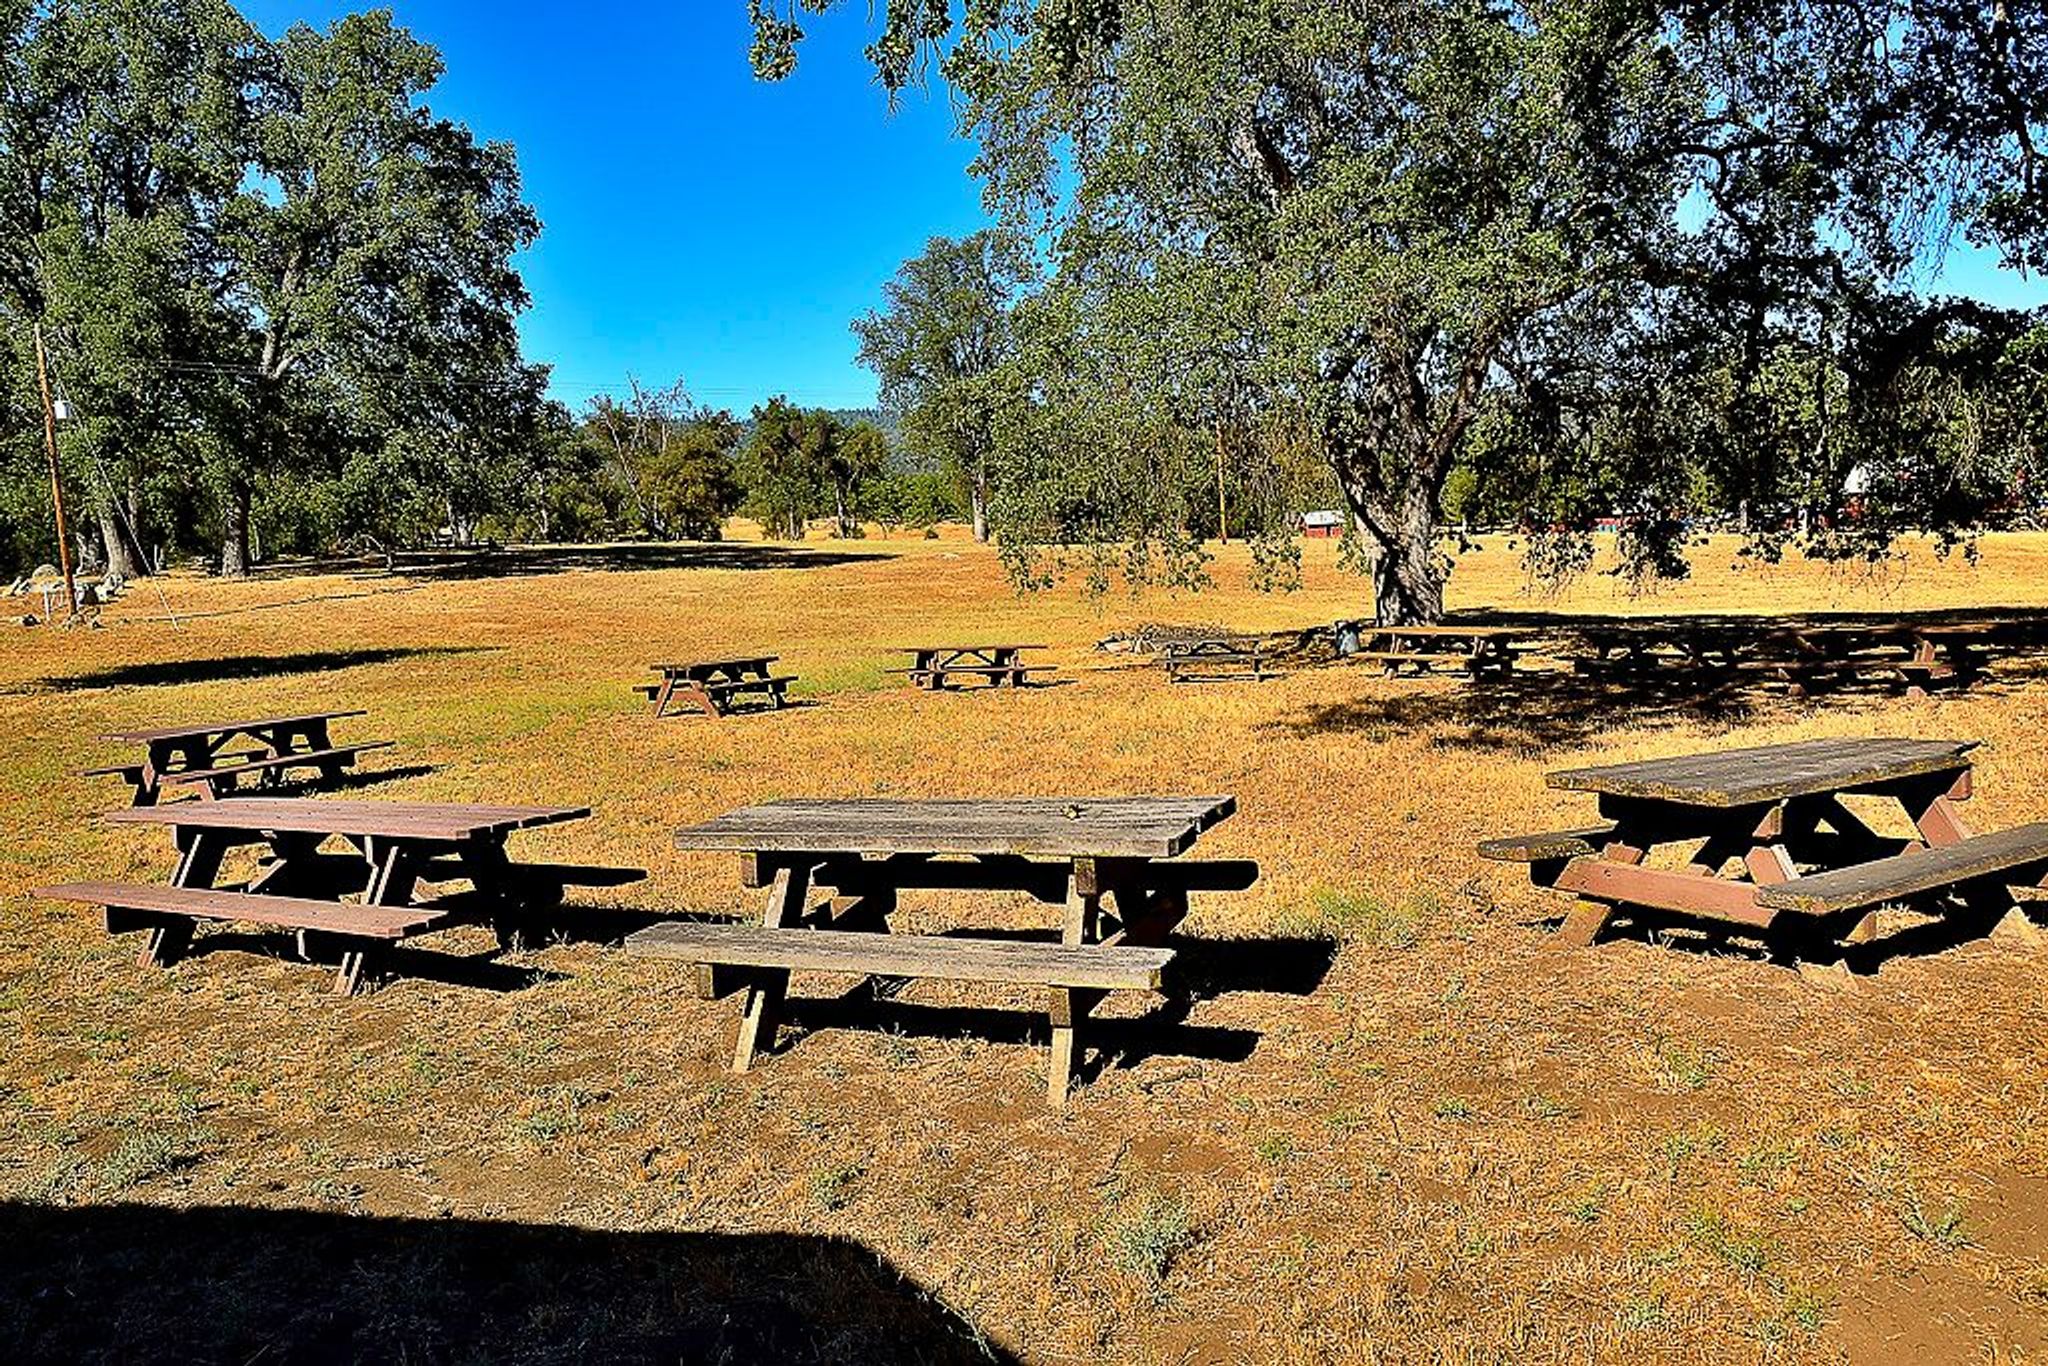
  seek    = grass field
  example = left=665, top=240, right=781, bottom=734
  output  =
left=3, top=527, right=2046, bottom=1364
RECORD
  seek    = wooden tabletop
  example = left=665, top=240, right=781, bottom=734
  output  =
left=106, top=798, right=589, bottom=841
left=674, top=795, right=1236, bottom=859
left=1548, top=738, right=1978, bottom=807
left=649, top=656, right=777, bottom=670
left=102, top=710, right=366, bottom=745
left=897, top=644, right=1047, bottom=653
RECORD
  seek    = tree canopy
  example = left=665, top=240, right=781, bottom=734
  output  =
left=756, top=0, right=2048, bottom=620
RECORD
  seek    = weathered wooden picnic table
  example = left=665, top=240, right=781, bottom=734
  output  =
left=39, top=798, right=640, bottom=993
left=84, top=710, right=393, bottom=805
left=890, top=643, right=1053, bottom=690
left=1159, top=636, right=1278, bottom=683
left=626, top=796, right=1255, bottom=1104
left=637, top=655, right=797, bottom=718
left=1481, top=737, right=2048, bottom=961
left=1343, top=622, right=1524, bottom=678
left=1569, top=621, right=1752, bottom=675
left=1569, top=619, right=1999, bottom=697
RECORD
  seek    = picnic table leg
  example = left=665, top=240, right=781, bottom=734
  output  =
left=138, top=829, right=231, bottom=969
left=1549, top=835, right=1643, bottom=948
left=1903, top=771, right=1975, bottom=848
left=650, top=673, right=679, bottom=718
left=732, top=863, right=809, bottom=1072
left=1047, top=859, right=1104, bottom=1105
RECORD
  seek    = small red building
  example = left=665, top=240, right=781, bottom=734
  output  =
left=1302, top=510, right=1344, bottom=539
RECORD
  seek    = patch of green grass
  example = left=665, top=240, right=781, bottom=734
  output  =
left=1109, top=1193, right=1195, bottom=1294
left=808, top=1162, right=862, bottom=1212
left=1661, top=1123, right=1726, bottom=1180
left=1524, top=1092, right=1577, bottom=1121
left=1434, top=1095, right=1475, bottom=1121
left=1683, top=1206, right=1772, bottom=1276
left=1654, top=1040, right=1718, bottom=1091
left=1254, top=1133, right=1296, bottom=1165
left=1736, top=1139, right=1797, bottom=1186
left=1565, top=1181, right=1610, bottom=1225
left=1618, top=1292, right=1666, bottom=1331
left=1309, top=888, right=1422, bottom=949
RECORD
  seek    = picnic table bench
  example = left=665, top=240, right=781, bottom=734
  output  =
left=1481, top=737, right=2048, bottom=962
left=1159, top=636, right=1278, bottom=683
left=1568, top=620, right=1999, bottom=697
left=84, top=710, right=393, bottom=805
left=637, top=656, right=797, bottom=718
left=889, top=644, right=1053, bottom=690
left=626, top=795, right=1255, bottom=1104
left=1340, top=622, right=1525, bottom=678
left=39, top=798, right=641, bottom=994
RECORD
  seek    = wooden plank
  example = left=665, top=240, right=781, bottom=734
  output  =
left=159, top=742, right=394, bottom=786
left=105, top=798, right=589, bottom=841
left=1757, top=822, right=2048, bottom=915
left=40, top=881, right=439, bottom=937
left=671, top=796, right=1237, bottom=859
left=101, top=710, right=367, bottom=745
left=623, top=921, right=1174, bottom=990
left=1477, top=824, right=1620, bottom=862
left=1548, top=738, right=1977, bottom=807
left=1551, top=858, right=1778, bottom=927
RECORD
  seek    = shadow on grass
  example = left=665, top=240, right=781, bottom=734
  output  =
left=0, top=1202, right=1011, bottom=1365
left=364, top=542, right=896, bottom=580
left=22, top=646, right=493, bottom=694
left=1556, top=894, right=2048, bottom=972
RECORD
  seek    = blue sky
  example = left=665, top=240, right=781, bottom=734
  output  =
left=241, top=2, right=2044, bottom=417
left=242, top=0, right=992, bottom=415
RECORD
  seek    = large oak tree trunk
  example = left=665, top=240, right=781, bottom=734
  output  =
left=1370, top=510, right=1447, bottom=625
left=221, top=481, right=252, bottom=577
left=95, top=491, right=147, bottom=581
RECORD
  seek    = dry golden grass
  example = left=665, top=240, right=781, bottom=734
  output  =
left=3, top=526, right=2047, bottom=1363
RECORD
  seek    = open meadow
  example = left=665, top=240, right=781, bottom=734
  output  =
left=3, top=527, right=2047, bottom=1364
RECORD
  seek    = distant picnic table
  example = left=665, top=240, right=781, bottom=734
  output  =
left=626, top=795, right=1255, bottom=1104
left=40, top=798, right=641, bottom=994
left=1340, top=622, right=1525, bottom=678
left=85, top=710, right=393, bottom=805
left=1481, top=737, right=2048, bottom=962
left=891, top=643, right=1053, bottom=690
left=1569, top=619, right=2001, bottom=697
left=1159, top=635, right=1278, bottom=683
left=638, top=656, right=797, bottom=718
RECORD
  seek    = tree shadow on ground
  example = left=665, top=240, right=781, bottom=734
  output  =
left=21, top=646, right=493, bottom=694
left=0, top=1202, right=1011, bottom=1365
left=1271, top=605, right=2048, bottom=755
left=355, top=542, right=896, bottom=580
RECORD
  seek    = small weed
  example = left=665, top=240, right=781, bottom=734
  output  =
left=1684, top=1206, right=1771, bottom=1276
left=878, top=1027, right=917, bottom=1068
left=98, top=1125, right=212, bottom=1192
left=1899, top=1192, right=1970, bottom=1248
left=1655, top=1040, right=1717, bottom=1091
left=1435, top=1095, right=1474, bottom=1121
left=1618, top=1292, right=1666, bottom=1331
left=1524, top=1093, right=1577, bottom=1121
left=1565, top=1181, right=1609, bottom=1225
left=1736, top=1139, right=1797, bottom=1185
left=1661, top=1123, right=1726, bottom=1180
left=1254, top=1133, right=1296, bottom=1165
left=19, top=1151, right=89, bottom=1203
left=808, top=1161, right=862, bottom=1211
left=1109, top=1193, right=1195, bottom=1294
left=310, top=1176, right=365, bottom=1204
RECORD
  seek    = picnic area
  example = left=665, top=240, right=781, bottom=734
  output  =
left=5, top=528, right=2047, bottom=1363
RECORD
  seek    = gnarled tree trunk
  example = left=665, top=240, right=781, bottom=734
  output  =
left=221, top=480, right=252, bottom=577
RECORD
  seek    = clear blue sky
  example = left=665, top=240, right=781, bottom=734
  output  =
left=241, top=0, right=992, bottom=415
left=242, top=2, right=2044, bottom=417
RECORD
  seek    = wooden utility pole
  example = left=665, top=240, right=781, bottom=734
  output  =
left=33, top=323, right=76, bottom=623
left=1214, top=425, right=1229, bottom=544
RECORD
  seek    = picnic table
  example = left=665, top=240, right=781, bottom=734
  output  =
left=1340, top=622, right=1525, bottom=678
left=625, top=795, right=1256, bottom=1104
left=1480, top=737, right=2048, bottom=961
left=38, top=798, right=641, bottom=994
left=890, top=643, right=1053, bottom=690
left=1568, top=619, right=1999, bottom=697
left=84, top=710, right=394, bottom=805
left=1159, top=636, right=1278, bottom=683
left=637, top=656, right=797, bottom=718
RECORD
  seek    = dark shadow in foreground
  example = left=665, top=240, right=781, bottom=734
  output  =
left=22, top=646, right=492, bottom=694
left=0, top=1202, right=1013, bottom=1366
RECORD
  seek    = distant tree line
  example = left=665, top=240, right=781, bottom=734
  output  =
left=0, top=1, right=960, bottom=582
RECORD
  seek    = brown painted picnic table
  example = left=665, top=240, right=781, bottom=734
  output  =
left=639, top=655, right=796, bottom=718
left=1569, top=619, right=2000, bottom=696
left=892, top=643, right=1052, bottom=690
left=1348, top=623, right=1524, bottom=678
left=627, top=795, right=1256, bottom=1103
left=1159, top=636, right=1278, bottom=683
left=1478, top=737, right=2048, bottom=960
left=41, top=798, right=631, bottom=993
left=87, top=710, right=391, bottom=805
